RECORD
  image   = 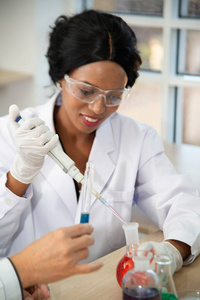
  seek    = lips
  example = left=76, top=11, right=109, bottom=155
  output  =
left=81, top=114, right=102, bottom=127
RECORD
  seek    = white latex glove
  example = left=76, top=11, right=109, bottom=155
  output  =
left=9, top=104, right=58, bottom=184
left=138, top=241, right=183, bottom=274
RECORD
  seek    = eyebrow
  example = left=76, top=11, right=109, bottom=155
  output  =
left=80, top=80, right=98, bottom=88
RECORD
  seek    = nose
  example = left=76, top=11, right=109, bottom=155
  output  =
left=88, top=95, right=106, bottom=114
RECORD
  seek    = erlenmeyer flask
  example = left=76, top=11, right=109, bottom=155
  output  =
left=116, top=222, right=140, bottom=287
left=122, top=250, right=161, bottom=300
left=154, top=255, right=178, bottom=300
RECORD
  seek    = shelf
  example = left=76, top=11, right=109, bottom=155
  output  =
left=0, top=69, right=32, bottom=87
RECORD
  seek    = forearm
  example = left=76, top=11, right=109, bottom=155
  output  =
left=6, top=172, right=29, bottom=197
left=166, top=239, right=191, bottom=260
left=0, top=172, right=31, bottom=253
left=10, top=252, right=32, bottom=288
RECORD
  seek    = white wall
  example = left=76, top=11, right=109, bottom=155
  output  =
left=34, top=0, right=84, bottom=105
left=0, top=0, right=83, bottom=116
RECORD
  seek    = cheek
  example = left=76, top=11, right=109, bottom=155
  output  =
left=63, top=94, right=83, bottom=111
left=106, top=106, right=119, bottom=116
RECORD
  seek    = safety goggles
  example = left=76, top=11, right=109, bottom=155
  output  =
left=64, top=74, right=130, bottom=107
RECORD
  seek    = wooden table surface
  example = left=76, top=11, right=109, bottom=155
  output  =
left=49, top=231, right=200, bottom=299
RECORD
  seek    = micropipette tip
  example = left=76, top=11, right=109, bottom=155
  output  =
left=99, top=196, right=127, bottom=225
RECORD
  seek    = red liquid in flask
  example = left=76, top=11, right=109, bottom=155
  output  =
left=116, top=252, right=135, bottom=287
left=116, top=250, right=154, bottom=287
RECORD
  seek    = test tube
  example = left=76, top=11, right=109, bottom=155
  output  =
left=80, top=162, right=94, bottom=223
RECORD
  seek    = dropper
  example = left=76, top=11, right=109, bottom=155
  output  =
left=13, top=108, right=127, bottom=225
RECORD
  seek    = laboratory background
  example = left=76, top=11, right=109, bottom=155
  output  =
left=0, top=0, right=200, bottom=232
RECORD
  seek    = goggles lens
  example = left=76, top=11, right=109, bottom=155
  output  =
left=64, top=75, right=130, bottom=107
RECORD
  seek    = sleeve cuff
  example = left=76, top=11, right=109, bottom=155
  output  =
left=183, top=233, right=200, bottom=266
left=7, top=258, right=24, bottom=299
left=0, top=257, right=23, bottom=300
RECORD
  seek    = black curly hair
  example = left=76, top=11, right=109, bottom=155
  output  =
left=46, top=9, right=142, bottom=87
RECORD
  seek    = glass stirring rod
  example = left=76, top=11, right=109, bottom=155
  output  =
left=80, top=162, right=94, bottom=223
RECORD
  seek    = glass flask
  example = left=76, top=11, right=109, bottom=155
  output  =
left=154, top=255, right=178, bottom=300
left=116, top=222, right=140, bottom=287
left=122, top=250, right=161, bottom=300
left=80, top=162, right=94, bottom=223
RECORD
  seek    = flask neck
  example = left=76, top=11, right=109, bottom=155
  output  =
left=123, top=222, right=140, bottom=247
left=155, top=255, right=178, bottom=298
left=125, top=243, right=139, bottom=254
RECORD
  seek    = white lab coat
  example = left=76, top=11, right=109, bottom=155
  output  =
left=0, top=93, right=200, bottom=263
left=0, top=258, right=22, bottom=300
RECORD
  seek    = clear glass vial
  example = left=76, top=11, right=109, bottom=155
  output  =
left=154, top=255, right=178, bottom=300
left=80, top=161, right=94, bottom=223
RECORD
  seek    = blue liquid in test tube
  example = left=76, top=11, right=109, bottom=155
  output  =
left=80, top=162, right=94, bottom=223
left=80, top=213, right=90, bottom=223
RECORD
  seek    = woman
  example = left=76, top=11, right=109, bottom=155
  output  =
left=0, top=10, right=199, bottom=272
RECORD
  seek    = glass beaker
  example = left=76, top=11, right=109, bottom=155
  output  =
left=154, top=255, right=178, bottom=300
left=122, top=250, right=161, bottom=300
left=80, top=161, right=94, bottom=223
left=116, top=222, right=140, bottom=287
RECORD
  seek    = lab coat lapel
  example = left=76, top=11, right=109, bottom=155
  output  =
left=41, top=155, right=78, bottom=221
left=38, top=94, right=78, bottom=220
left=88, top=115, right=116, bottom=205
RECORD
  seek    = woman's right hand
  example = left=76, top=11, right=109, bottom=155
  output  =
left=9, top=104, right=58, bottom=185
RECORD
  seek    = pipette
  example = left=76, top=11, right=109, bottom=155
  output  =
left=15, top=113, right=127, bottom=225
